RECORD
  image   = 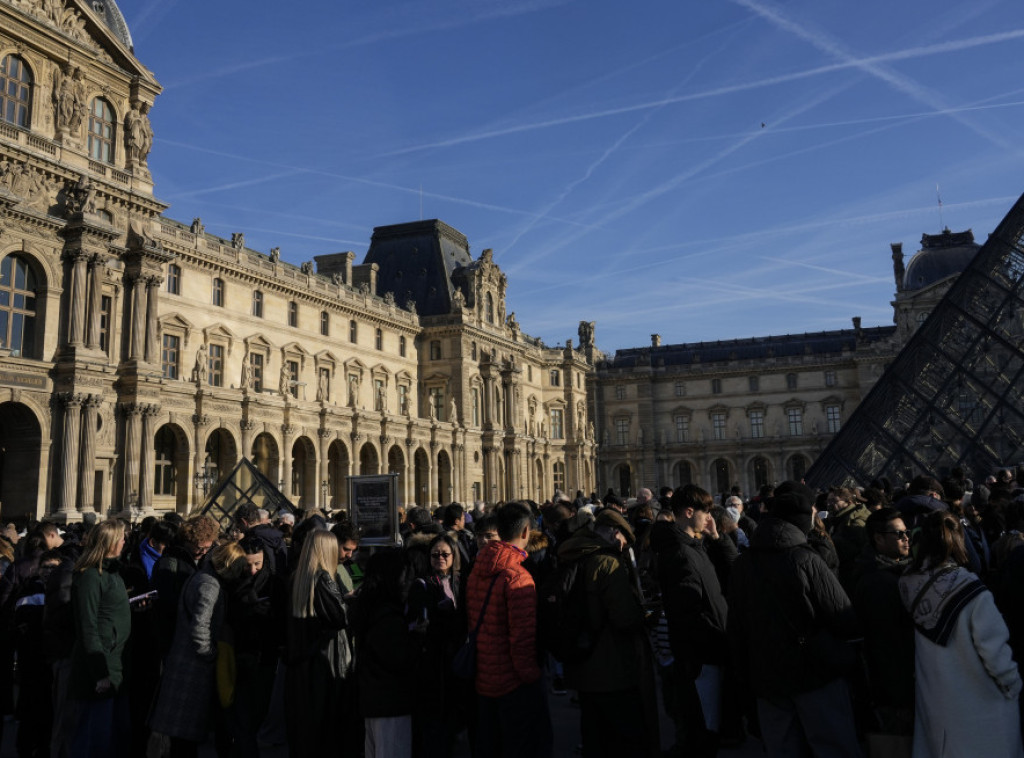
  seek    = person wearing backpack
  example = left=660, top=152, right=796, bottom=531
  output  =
left=556, top=508, right=652, bottom=758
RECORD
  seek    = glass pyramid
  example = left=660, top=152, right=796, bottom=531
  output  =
left=198, top=457, right=294, bottom=532
left=807, top=192, right=1024, bottom=488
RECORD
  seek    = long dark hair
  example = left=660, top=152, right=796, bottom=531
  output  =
left=911, top=510, right=968, bottom=570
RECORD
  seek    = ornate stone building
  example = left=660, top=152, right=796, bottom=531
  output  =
left=0, top=0, right=596, bottom=521
left=591, top=229, right=981, bottom=498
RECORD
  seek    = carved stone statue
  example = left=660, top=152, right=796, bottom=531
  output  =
left=192, top=344, right=208, bottom=385
left=383, top=291, right=396, bottom=306
left=429, top=397, right=437, bottom=421
left=279, top=364, right=290, bottom=396
left=240, top=354, right=253, bottom=391
left=317, top=372, right=328, bottom=402
left=588, top=421, right=595, bottom=440
left=53, top=64, right=86, bottom=135
left=301, top=261, right=314, bottom=275
left=348, top=376, right=358, bottom=408
left=358, top=282, right=370, bottom=295
left=377, top=384, right=387, bottom=413
left=190, top=217, right=204, bottom=235
left=405, top=299, right=417, bottom=315
left=331, top=273, right=344, bottom=286
left=65, top=175, right=95, bottom=216
left=124, top=102, right=153, bottom=166
left=24, top=168, right=50, bottom=212
left=450, top=395, right=459, bottom=425
left=578, top=320, right=595, bottom=348
left=232, top=233, right=245, bottom=250
left=451, top=287, right=465, bottom=312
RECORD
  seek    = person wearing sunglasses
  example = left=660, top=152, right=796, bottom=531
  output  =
left=852, top=507, right=915, bottom=742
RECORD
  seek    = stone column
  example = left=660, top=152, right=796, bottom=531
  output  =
left=139, top=405, right=158, bottom=514
left=503, top=380, right=513, bottom=430
left=318, top=429, right=331, bottom=510
left=427, top=444, right=436, bottom=506
left=192, top=414, right=209, bottom=507
left=67, top=251, right=89, bottom=347
left=78, top=395, right=102, bottom=514
left=85, top=255, right=104, bottom=349
left=128, top=275, right=145, bottom=360
left=144, top=276, right=161, bottom=364
left=404, top=441, right=413, bottom=506
left=59, top=394, right=83, bottom=515
left=482, top=377, right=493, bottom=426
left=240, top=421, right=256, bottom=464
left=281, top=426, right=294, bottom=501
left=122, top=403, right=142, bottom=511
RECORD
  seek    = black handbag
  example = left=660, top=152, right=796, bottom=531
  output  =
left=452, top=574, right=500, bottom=680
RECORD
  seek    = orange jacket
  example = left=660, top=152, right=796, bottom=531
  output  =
left=466, top=540, right=542, bottom=697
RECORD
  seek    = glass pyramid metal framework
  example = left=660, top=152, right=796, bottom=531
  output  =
left=199, top=457, right=294, bottom=531
left=807, top=192, right=1024, bottom=488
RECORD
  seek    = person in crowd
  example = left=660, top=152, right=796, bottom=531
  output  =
left=442, top=504, right=476, bottom=567
left=467, top=501, right=552, bottom=757
left=69, top=520, right=131, bottom=758
left=652, top=485, right=735, bottom=758
left=851, top=507, right=914, bottom=739
left=825, top=486, right=871, bottom=584
left=895, top=475, right=947, bottom=528
left=44, top=535, right=84, bottom=758
left=285, top=529, right=352, bottom=758
left=356, top=549, right=417, bottom=758
left=728, top=482, right=861, bottom=758
left=151, top=515, right=219, bottom=660
left=331, top=521, right=362, bottom=596
left=898, top=510, right=1023, bottom=758
left=472, top=513, right=499, bottom=553
left=148, top=541, right=249, bottom=758
left=807, top=496, right=840, bottom=574
left=407, top=532, right=468, bottom=757
left=559, top=507, right=653, bottom=758
left=235, top=503, right=288, bottom=577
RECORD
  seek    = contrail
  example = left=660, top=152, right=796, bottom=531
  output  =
left=379, top=28, right=1024, bottom=156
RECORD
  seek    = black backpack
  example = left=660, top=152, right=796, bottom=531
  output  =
left=537, top=556, right=601, bottom=664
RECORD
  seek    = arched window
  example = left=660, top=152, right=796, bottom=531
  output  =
left=154, top=426, right=177, bottom=495
left=0, top=55, right=32, bottom=128
left=0, top=254, right=38, bottom=358
left=88, top=98, right=115, bottom=164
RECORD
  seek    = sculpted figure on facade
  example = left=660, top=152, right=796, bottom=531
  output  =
left=53, top=64, right=86, bottom=135
left=578, top=320, right=595, bottom=349
left=232, top=233, right=245, bottom=250
left=240, top=353, right=253, bottom=391
left=301, top=261, right=314, bottom=275
left=279, top=364, right=290, bottom=396
left=64, top=175, right=95, bottom=216
left=377, top=383, right=387, bottom=413
left=450, top=395, right=459, bottom=425
left=125, top=102, right=154, bottom=166
left=190, top=217, right=204, bottom=235
left=317, top=371, right=329, bottom=403
left=24, top=168, right=50, bottom=212
left=348, top=376, right=358, bottom=408
left=451, top=286, right=465, bottom=312
left=588, top=421, right=595, bottom=441
left=193, top=344, right=208, bottom=385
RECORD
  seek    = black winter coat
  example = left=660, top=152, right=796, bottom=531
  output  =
left=651, top=522, right=730, bottom=669
left=728, top=517, right=859, bottom=698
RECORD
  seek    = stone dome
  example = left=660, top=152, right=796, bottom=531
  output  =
left=903, top=228, right=978, bottom=291
left=85, top=0, right=133, bottom=51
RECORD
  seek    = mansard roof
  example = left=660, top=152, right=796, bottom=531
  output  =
left=85, top=0, right=133, bottom=51
left=365, top=219, right=473, bottom=317
left=903, top=228, right=979, bottom=292
left=603, top=326, right=896, bottom=369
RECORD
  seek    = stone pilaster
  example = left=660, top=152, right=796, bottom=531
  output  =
left=59, top=394, right=83, bottom=515
left=85, top=255, right=105, bottom=349
left=122, top=403, right=142, bottom=509
left=78, top=394, right=102, bottom=514
left=144, top=276, right=161, bottom=364
left=139, top=405, right=159, bottom=513
left=127, top=275, right=145, bottom=360
left=66, top=251, right=90, bottom=347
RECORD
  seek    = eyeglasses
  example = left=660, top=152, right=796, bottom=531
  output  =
left=881, top=530, right=911, bottom=540
left=430, top=552, right=453, bottom=559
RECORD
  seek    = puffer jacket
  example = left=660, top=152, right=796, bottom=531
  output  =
left=828, top=503, right=872, bottom=576
left=466, top=540, right=541, bottom=698
left=558, top=527, right=645, bottom=693
left=650, top=521, right=729, bottom=668
left=728, top=517, right=859, bottom=698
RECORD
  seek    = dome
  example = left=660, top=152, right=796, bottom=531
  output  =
left=85, top=0, right=133, bottom=51
left=903, top=228, right=978, bottom=291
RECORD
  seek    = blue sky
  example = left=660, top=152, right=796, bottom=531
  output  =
left=126, top=0, right=1024, bottom=354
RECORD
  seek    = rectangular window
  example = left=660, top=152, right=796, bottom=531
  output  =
left=288, top=301, right=298, bottom=328
left=748, top=376, right=759, bottom=392
left=615, top=385, right=625, bottom=400
left=576, top=373, right=581, bottom=389
left=398, top=384, right=408, bottom=415
left=786, top=373, right=798, bottom=390
left=615, top=417, right=629, bottom=445
left=349, top=320, right=358, bottom=343
left=98, top=295, right=112, bottom=353
left=374, top=379, right=385, bottom=411
left=399, top=336, right=407, bottom=357
left=712, top=412, right=726, bottom=440
left=212, top=278, right=224, bottom=307
left=750, top=410, right=764, bottom=439
left=320, top=311, right=329, bottom=336
left=430, top=340, right=441, bottom=360
left=551, top=409, right=564, bottom=439
left=375, top=328, right=383, bottom=350
left=824, top=370, right=837, bottom=387
left=288, top=360, right=299, bottom=398
left=252, top=291, right=263, bottom=318
left=471, top=388, right=480, bottom=427
left=208, top=344, right=224, bottom=387
left=528, top=365, right=533, bottom=382
left=675, top=415, right=689, bottom=443
left=251, top=353, right=264, bottom=392
left=161, top=334, right=180, bottom=379
left=788, top=408, right=803, bottom=436
left=553, top=463, right=565, bottom=492
left=674, top=381, right=685, bottom=397
left=711, top=378, right=722, bottom=394
left=167, top=265, right=181, bottom=295
left=550, top=370, right=561, bottom=387
left=430, top=388, right=445, bottom=421
left=826, top=405, right=841, bottom=433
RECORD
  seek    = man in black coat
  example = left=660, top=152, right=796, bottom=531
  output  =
left=652, top=485, right=736, bottom=758
left=728, top=481, right=862, bottom=758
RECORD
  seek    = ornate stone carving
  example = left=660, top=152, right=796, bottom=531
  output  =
left=192, top=413, right=210, bottom=427
left=317, top=428, right=333, bottom=439
left=232, top=233, right=245, bottom=250
left=451, top=287, right=465, bottom=312
left=405, top=299, right=417, bottom=315
left=358, top=282, right=370, bottom=295
left=190, top=217, right=205, bottom=235
left=64, top=175, right=97, bottom=217
left=192, top=343, right=208, bottom=386
left=300, top=261, right=313, bottom=275
left=23, top=167, right=52, bottom=213
left=240, top=353, right=253, bottom=391
left=270, top=247, right=280, bottom=263
left=279, top=364, right=290, bottom=396
left=382, top=291, right=396, bottom=306
left=578, top=320, right=595, bottom=348
left=124, top=102, right=154, bottom=167
left=53, top=64, right=86, bottom=134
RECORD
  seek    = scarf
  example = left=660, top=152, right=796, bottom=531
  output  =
left=898, top=560, right=987, bottom=646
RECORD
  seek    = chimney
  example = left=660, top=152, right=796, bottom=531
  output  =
left=852, top=316, right=862, bottom=340
left=651, top=334, right=661, bottom=348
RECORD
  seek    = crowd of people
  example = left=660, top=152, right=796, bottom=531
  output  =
left=0, top=466, right=1022, bottom=757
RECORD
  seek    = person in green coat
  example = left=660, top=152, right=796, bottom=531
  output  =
left=69, top=519, right=131, bottom=758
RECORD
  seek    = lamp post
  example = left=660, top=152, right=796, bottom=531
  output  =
left=321, top=479, right=329, bottom=511
left=491, top=483, right=497, bottom=505
left=193, top=464, right=214, bottom=506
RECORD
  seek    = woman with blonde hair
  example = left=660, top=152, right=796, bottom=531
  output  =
left=285, top=528, right=351, bottom=757
left=149, top=541, right=249, bottom=757
left=69, top=519, right=130, bottom=757
left=899, top=510, right=1023, bottom=758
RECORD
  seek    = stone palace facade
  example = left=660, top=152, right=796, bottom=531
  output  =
left=0, top=0, right=596, bottom=521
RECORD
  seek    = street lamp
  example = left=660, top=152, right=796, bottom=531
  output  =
left=193, top=465, right=214, bottom=505
left=321, top=479, right=329, bottom=511
left=491, top=483, right=497, bottom=504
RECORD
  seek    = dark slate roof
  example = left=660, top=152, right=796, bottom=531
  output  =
left=903, top=228, right=979, bottom=291
left=85, top=0, right=133, bottom=50
left=364, top=220, right=474, bottom=316
left=604, top=326, right=896, bottom=369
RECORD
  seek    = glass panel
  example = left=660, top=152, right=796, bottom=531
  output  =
left=0, top=311, right=8, bottom=347
left=0, top=291, right=8, bottom=307
left=13, top=259, right=25, bottom=290
left=10, top=312, right=23, bottom=352
left=0, top=256, right=10, bottom=285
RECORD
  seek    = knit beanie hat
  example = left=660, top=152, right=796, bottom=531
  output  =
left=771, top=481, right=815, bottom=535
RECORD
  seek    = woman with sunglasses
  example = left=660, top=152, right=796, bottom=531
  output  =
left=407, top=532, right=468, bottom=758
left=899, top=510, right=1023, bottom=758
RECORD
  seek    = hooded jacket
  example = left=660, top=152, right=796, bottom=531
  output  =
left=650, top=521, right=729, bottom=669
left=466, top=540, right=541, bottom=698
left=557, top=526, right=645, bottom=693
left=728, top=517, right=859, bottom=697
